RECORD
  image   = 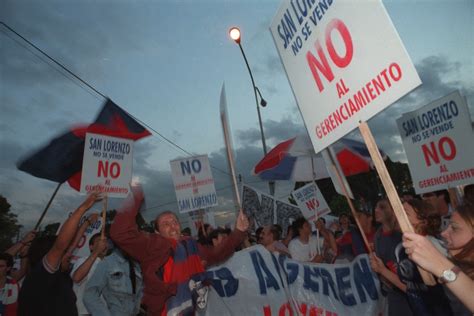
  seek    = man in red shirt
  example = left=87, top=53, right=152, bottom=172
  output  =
left=111, top=187, right=248, bottom=315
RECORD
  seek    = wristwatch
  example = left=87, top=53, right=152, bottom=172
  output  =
left=438, top=266, right=461, bottom=283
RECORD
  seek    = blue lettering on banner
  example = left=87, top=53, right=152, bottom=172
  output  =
left=335, top=267, right=356, bottom=306
left=278, top=255, right=299, bottom=285
left=250, top=250, right=280, bottom=295
left=353, top=257, right=378, bottom=302
left=320, top=268, right=339, bottom=300
left=205, top=249, right=384, bottom=314
left=204, top=268, right=239, bottom=298
left=215, top=268, right=239, bottom=297
left=303, top=266, right=320, bottom=292
left=271, top=253, right=287, bottom=290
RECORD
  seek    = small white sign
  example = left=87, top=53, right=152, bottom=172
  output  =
left=170, top=155, right=218, bottom=213
left=269, top=0, right=421, bottom=153
left=292, top=182, right=331, bottom=220
left=81, top=133, right=133, bottom=198
left=397, top=91, right=474, bottom=194
left=73, top=217, right=103, bottom=260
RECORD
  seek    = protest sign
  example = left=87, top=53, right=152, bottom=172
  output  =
left=269, top=0, right=432, bottom=281
left=170, top=155, right=218, bottom=213
left=397, top=91, right=474, bottom=194
left=242, top=185, right=303, bottom=236
left=198, top=246, right=387, bottom=316
left=80, top=133, right=133, bottom=198
left=56, top=213, right=103, bottom=263
left=269, top=0, right=421, bottom=153
left=292, top=182, right=330, bottom=220
left=73, top=217, right=103, bottom=261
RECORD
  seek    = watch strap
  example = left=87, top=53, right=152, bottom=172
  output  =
left=438, top=265, right=461, bottom=284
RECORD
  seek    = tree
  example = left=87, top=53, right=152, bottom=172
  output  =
left=0, top=195, right=21, bottom=251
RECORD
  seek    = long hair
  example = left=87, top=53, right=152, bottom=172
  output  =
left=376, top=199, right=398, bottom=231
left=405, top=199, right=441, bottom=236
left=451, top=202, right=474, bottom=278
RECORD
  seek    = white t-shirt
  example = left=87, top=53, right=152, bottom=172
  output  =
left=288, top=235, right=324, bottom=262
left=71, top=256, right=101, bottom=315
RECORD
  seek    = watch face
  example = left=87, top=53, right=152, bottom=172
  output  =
left=443, top=270, right=456, bottom=282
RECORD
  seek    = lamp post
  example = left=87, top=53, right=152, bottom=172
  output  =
left=229, top=26, right=275, bottom=195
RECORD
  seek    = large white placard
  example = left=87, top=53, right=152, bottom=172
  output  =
left=270, top=0, right=421, bottom=153
left=198, top=246, right=387, bottom=316
left=170, top=155, right=218, bottom=213
left=81, top=133, right=133, bottom=198
left=292, top=182, right=331, bottom=220
left=396, top=91, right=474, bottom=194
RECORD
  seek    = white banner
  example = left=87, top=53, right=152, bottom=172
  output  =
left=242, top=185, right=303, bottom=236
left=269, top=0, right=421, bottom=153
left=396, top=91, right=474, bottom=194
left=81, top=133, right=133, bottom=198
left=199, top=246, right=387, bottom=316
left=170, top=155, right=218, bottom=213
left=292, top=182, right=331, bottom=220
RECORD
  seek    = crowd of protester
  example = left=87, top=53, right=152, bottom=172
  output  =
left=0, top=184, right=473, bottom=315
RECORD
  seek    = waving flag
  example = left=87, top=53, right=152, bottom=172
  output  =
left=17, top=99, right=151, bottom=191
left=253, top=135, right=387, bottom=181
left=88, top=99, right=151, bottom=140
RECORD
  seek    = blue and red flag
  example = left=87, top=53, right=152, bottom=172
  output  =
left=252, top=135, right=387, bottom=181
left=17, top=99, right=151, bottom=190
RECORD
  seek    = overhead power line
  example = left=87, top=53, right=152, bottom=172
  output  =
left=0, top=21, right=232, bottom=176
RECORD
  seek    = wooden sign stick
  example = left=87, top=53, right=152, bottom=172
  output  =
left=331, top=164, right=372, bottom=253
left=101, top=194, right=108, bottom=238
left=359, top=121, right=435, bottom=285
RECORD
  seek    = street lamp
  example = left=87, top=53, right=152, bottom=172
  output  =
left=228, top=26, right=275, bottom=195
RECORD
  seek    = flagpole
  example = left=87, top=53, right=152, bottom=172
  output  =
left=220, top=84, right=242, bottom=211
left=34, top=182, right=62, bottom=230
left=310, top=158, right=322, bottom=255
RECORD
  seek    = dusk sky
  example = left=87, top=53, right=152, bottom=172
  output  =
left=1, top=0, right=473, bottom=232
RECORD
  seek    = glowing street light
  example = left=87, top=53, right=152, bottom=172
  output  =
left=228, top=26, right=274, bottom=195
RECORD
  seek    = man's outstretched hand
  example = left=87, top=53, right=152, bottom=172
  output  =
left=235, top=209, right=249, bottom=232
left=81, top=191, right=103, bottom=210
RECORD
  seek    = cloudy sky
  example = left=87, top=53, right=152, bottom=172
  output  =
left=1, top=0, right=473, bottom=232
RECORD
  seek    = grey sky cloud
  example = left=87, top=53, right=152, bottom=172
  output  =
left=1, top=0, right=471, bottom=232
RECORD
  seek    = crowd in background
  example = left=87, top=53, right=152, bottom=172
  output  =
left=0, top=184, right=473, bottom=315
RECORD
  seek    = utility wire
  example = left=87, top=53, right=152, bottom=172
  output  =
left=1, top=21, right=233, bottom=177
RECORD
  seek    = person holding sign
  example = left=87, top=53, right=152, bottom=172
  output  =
left=403, top=202, right=474, bottom=314
left=370, top=199, right=412, bottom=316
left=393, top=199, right=453, bottom=316
left=110, top=186, right=249, bottom=316
left=260, top=225, right=290, bottom=257
left=18, top=192, right=102, bottom=316
left=288, top=217, right=324, bottom=263
left=314, top=218, right=337, bottom=263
